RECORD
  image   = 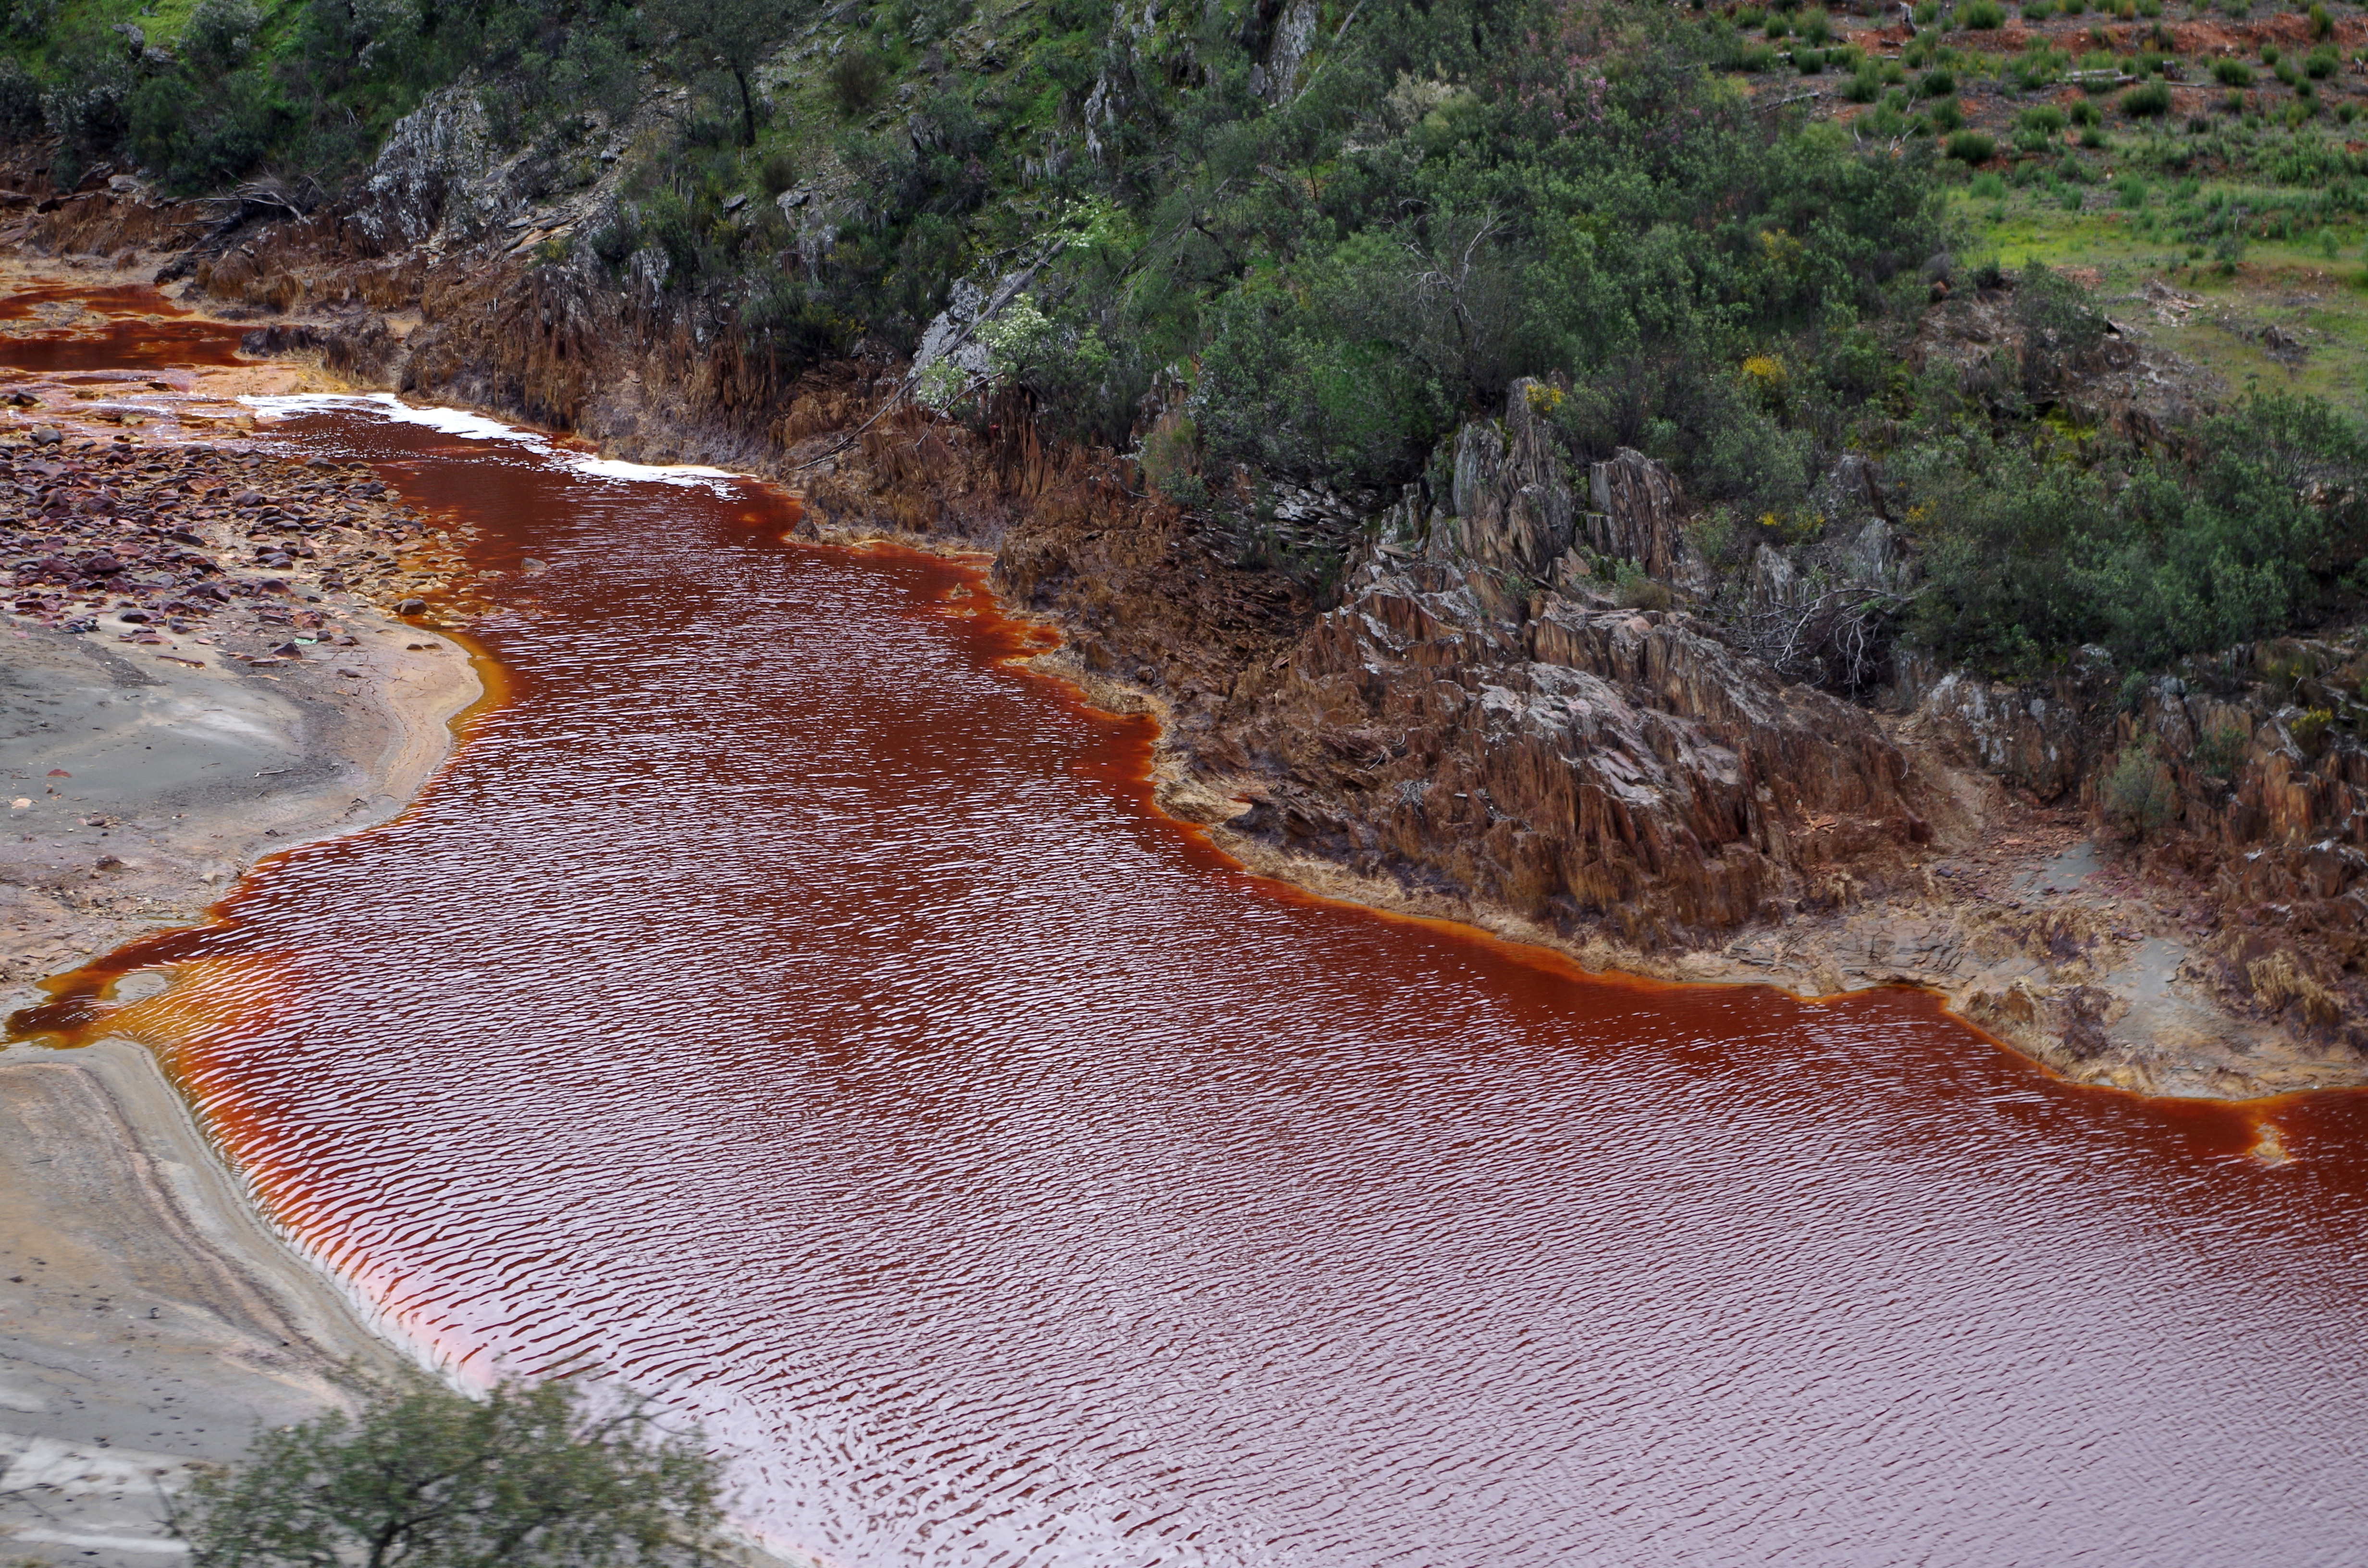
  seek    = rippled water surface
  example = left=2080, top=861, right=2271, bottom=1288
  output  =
left=22, top=401, right=2368, bottom=1567
left=0, top=284, right=248, bottom=370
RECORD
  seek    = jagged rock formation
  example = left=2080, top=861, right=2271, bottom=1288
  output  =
left=1195, top=382, right=1926, bottom=945
left=1896, top=630, right=2368, bottom=1057
left=1908, top=655, right=2117, bottom=801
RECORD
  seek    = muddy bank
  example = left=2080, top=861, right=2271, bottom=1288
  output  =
left=0, top=318, right=484, bottom=999
left=0, top=1037, right=405, bottom=1566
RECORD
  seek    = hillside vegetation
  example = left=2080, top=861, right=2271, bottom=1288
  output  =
left=9, top=0, right=2368, bottom=684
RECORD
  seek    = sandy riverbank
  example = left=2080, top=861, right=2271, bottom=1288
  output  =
left=0, top=289, right=485, bottom=1564
left=0, top=622, right=478, bottom=1563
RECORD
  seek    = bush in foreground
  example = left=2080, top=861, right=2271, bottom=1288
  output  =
left=180, top=1369, right=727, bottom=1568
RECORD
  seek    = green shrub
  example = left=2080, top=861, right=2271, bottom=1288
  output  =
left=2022, top=0, right=2055, bottom=18
left=1921, top=67, right=1957, bottom=96
left=2195, top=723, right=2250, bottom=777
left=1906, top=391, right=2368, bottom=674
left=1947, top=130, right=1997, bottom=162
left=1843, top=66, right=1884, bottom=100
left=1795, top=47, right=1826, bottom=73
left=2104, top=745, right=2177, bottom=835
left=2116, top=175, right=2150, bottom=206
left=127, top=72, right=284, bottom=191
left=2020, top=104, right=2069, bottom=134
left=2122, top=80, right=2172, bottom=116
left=1970, top=170, right=2007, bottom=198
left=1613, top=558, right=1676, bottom=611
left=2260, top=43, right=2279, bottom=65
left=1798, top=8, right=1834, bottom=43
left=826, top=49, right=888, bottom=116
left=184, top=0, right=262, bottom=68
left=1963, top=0, right=2007, bottom=26
left=2310, top=1, right=2332, bottom=37
left=1931, top=98, right=1965, bottom=130
left=180, top=1369, right=727, bottom=1568
left=2306, top=48, right=2338, bottom=79
left=0, top=59, right=38, bottom=140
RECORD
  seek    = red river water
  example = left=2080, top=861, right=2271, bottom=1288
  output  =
left=11, top=333, right=2368, bottom=1565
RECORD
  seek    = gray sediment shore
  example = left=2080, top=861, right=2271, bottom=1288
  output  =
left=1, top=401, right=482, bottom=1563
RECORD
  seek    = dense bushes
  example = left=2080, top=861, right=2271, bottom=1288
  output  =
left=1015, top=9, right=1943, bottom=492
left=9, top=0, right=2361, bottom=682
left=1904, top=392, right=2368, bottom=674
left=11, top=0, right=662, bottom=191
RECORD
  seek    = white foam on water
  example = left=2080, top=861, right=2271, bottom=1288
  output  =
left=243, top=392, right=538, bottom=447
left=239, top=393, right=742, bottom=493
left=569, top=454, right=739, bottom=488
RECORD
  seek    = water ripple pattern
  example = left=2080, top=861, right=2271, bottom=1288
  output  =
left=41, top=408, right=2368, bottom=1567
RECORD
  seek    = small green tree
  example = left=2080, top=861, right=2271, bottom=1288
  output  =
left=180, top=1369, right=727, bottom=1568
left=2103, top=743, right=2177, bottom=838
left=654, top=0, right=792, bottom=148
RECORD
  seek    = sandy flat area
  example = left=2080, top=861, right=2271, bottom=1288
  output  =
left=2, top=402, right=483, bottom=1560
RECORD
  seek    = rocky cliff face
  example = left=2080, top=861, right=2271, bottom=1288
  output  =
left=1190, top=381, right=1928, bottom=948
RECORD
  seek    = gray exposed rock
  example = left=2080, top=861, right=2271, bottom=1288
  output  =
left=910, top=270, right=1040, bottom=387
left=1584, top=447, right=1687, bottom=581
left=357, top=86, right=497, bottom=250
left=1263, top=0, right=1322, bottom=102
left=1448, top=380, right=1576, bottom=578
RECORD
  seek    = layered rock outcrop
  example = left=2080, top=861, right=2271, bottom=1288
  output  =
left=1222, top=570, right=1924, bottom=943
left=1190, top=381, right=1929, bottom=946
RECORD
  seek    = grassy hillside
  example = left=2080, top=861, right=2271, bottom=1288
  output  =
left=8, top=0, right=2368, bottom=686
